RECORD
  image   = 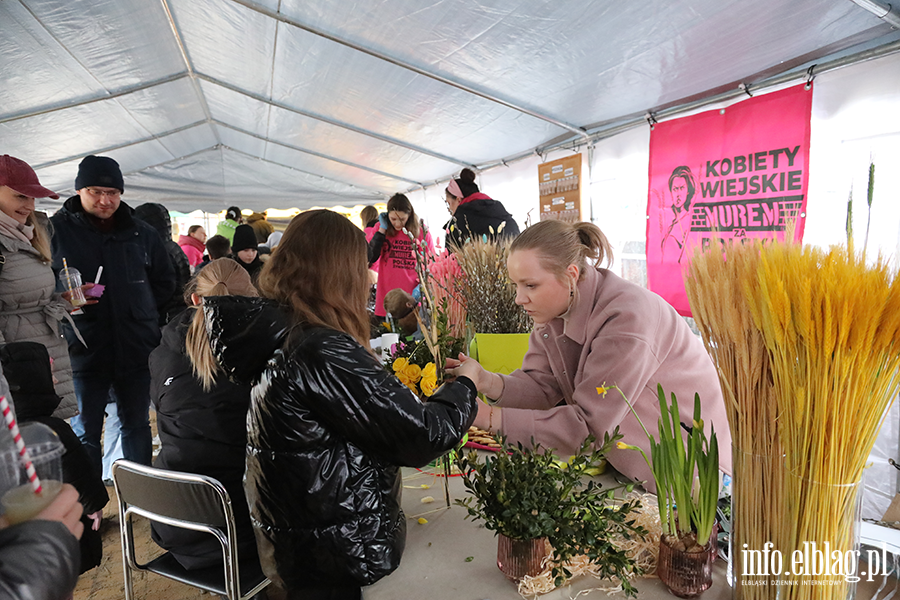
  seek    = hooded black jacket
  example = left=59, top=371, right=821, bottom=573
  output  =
left=204, top=296, right=477, bottom=590
left=443, top=192, right=520, bottom=249
left=148, top=309, right=259, bottom=570
left=134, top=202, right=192, bottom=325
left=50, top=196, right=175, bottom=375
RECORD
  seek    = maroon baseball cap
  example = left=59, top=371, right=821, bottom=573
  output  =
left=0, top=155, right=59, bottom=199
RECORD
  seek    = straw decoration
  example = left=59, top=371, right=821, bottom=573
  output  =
left=685, top=242, right=781, bottom=600
left=687, top=239, right=900, bottom=600
left=0, top=396, right=42, bottom=494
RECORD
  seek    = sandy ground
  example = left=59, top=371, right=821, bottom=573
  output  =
left=72, top=486, right=211, bottom=600
left=73, top=410, right=212, bottom=600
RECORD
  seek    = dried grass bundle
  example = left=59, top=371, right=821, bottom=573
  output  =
left=746, top=243, right=900, bottom=600
left=685, top=243, right=781, bottom=600
left=687, top=239, right=900, bottom=600
left=453, top=238, right=530, bottom=334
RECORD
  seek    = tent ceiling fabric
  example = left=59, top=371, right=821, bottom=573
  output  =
left=1, top=0, right=895, bottom=213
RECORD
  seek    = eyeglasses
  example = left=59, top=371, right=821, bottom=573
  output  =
left=85, top=188, right=121, bottom=198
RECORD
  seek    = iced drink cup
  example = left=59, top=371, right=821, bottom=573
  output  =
left=59, top=267, right=86, bottom=307
left=0, top=423, right=64, bottom=524
left=2, top=479, right=63, bottom=524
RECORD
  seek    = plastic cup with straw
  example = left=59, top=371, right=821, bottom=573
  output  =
left=60, top=258, right=86, bottom=307
left=0, top=396, right=62, bottom=523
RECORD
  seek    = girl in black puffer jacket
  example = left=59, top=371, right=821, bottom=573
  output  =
left=148, top=258, right=261, bottom=571
left=199, top=210, right=479, bottom=600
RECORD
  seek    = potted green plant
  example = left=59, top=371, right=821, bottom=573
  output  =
left=615, top=384, right=719, bottom=597
left=455, top=430, right=646, bottom=596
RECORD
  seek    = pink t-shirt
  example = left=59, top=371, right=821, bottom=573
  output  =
left=373, top=228, right=433, bottom=317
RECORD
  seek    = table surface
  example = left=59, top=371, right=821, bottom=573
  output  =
left=364, top=463, right=900, bottom=600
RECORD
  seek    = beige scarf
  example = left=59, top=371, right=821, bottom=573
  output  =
left=0, top=209, right=34, bottom=244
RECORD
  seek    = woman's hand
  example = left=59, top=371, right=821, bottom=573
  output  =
left=87, top=510, right=102, bottom=531
left=472, top=401, right=501, bottom=432
left=445, top=353, right=506, bottom=400
left=35, top=483, right=84, bottom=540
left=378, top=212, right=389, bottom=233
left=61, top=284, right=99, bottom=309
left=445, top=353, right=483, bottom=386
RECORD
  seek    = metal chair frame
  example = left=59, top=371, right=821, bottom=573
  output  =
left=112, top=460, right=269, bottom=600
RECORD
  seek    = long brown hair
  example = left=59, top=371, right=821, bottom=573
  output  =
left=386, top=193, right=421, bottom=239
left=360, top=205, right=378, bottom=228
left=257, top=210, right=370, bottom=347
left=185, top=258, right=259, bottom=390
left=510, top=220, right=614, bottom=282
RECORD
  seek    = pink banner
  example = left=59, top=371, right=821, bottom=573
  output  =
left=646, top=84, right=812, bottom=316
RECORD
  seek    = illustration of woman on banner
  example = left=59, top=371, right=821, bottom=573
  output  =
left=659, top=165, right=696, bottom=263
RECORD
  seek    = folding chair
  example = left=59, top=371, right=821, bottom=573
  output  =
left=112, top=460, right=270, bottom=600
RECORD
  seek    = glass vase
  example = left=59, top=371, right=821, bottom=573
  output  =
left=729, top=447, right=784, bottom=600
left=657, top=522, right=719, bottom=598
left=776, top=472, right=862, bottom=600
left=496, top=534, right=549, bottom=581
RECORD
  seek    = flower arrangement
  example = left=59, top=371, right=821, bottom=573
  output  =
left=686, top=230, right=900, bottom=600
left=427, top=252, right=466, bottom=337
left=455, top=431, right=647, bottom=595
left=386, top=301, right=466, bottom=399
left=391, top=356, right=438, bottom=397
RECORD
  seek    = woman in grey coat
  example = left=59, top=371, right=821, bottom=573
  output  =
left=0, top=155, right=86, bottom=419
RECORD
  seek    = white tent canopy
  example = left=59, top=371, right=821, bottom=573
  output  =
left=3, top=0, right=898, bottom=213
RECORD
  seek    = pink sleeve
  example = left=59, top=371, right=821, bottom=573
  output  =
left=181, top=245, right=203, bottom=267
left=500, top=332, right=662, bottom=458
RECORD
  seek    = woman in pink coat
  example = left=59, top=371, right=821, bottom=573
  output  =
left=446, top=220, right=731, bottom=490
left=178, top=225, right=206, bottom=270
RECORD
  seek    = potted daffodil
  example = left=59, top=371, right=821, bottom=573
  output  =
left=611, top=383, right=719, bottom=597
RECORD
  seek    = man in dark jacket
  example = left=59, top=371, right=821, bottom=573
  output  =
left=134, top=202, right=191, bottom=324
left=50, top=155, right=175, bottom=474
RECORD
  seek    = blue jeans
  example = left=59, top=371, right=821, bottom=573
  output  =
left=73, top=371, right=152, bottom=474
left=70, top=398, right=124, bottom=480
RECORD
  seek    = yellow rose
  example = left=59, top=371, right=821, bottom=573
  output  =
left=420, top=375, right=438, bottom=397
left=406, top=381, right=418, bottom=394
left=396, top=372, right=411, bottom=386
left=392, top=357, right=409, bottom=373
left=422, top=362, right=437, bottom=378
left=404, top=363, right=422, bottom=383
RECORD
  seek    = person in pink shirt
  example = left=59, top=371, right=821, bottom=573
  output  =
left=360, top=205, right=380, bottom=275
left=367, top=194, right=433, bottom=318
left=178, top=225, right=206, bottom=270
left=445, top=219, right=732, bottom=490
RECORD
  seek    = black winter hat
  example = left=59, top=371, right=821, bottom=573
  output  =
left=231, top=224, right=258, bottom=253
left=75, top=155, right=124, bottom=192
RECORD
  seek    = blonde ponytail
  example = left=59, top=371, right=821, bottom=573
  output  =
left=184, top=259, right=258, bottom=391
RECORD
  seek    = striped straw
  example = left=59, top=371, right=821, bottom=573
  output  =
left=0, top=396, right=42, bottom=494
left=62, top=258, right=74, bottom=296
